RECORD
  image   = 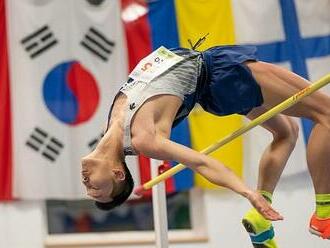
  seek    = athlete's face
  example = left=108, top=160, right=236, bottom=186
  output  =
left=81, top=157, right=123, bottom=203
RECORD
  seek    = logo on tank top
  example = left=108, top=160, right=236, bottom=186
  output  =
left=42, top=61, right=100, bottom=125
left=129, top=103, right=136, bottom=110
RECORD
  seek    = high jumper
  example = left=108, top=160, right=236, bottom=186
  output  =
left=81, top=44, right=330, bottom=246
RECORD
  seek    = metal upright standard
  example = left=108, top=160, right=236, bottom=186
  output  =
left=151, top=159, right=169, bottom=248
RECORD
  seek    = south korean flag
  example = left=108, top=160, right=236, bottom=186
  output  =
left=6, top=0, right=130, bottom=199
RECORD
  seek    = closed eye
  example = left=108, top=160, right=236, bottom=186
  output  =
left=81, top=170, right=90, bottom=177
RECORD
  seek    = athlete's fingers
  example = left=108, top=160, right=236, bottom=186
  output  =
left=262, top=207, right=283, bottom=221
left=248, top=191, right=283, bottom=221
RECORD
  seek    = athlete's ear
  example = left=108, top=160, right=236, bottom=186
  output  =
left=112, top=169, right=126, bottom=181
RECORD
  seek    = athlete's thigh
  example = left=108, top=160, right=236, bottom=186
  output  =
left=246, top=61, right=330, bottom=121
left=247, top=106, right=298, bottom=137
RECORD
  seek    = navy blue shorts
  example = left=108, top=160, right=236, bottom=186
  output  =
left=198, top=45, right=264, bottom=116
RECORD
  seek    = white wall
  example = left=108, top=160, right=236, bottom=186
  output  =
left=0, top=201, right=47, bottom=248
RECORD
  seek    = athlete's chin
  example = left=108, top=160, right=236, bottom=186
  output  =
left=91, top=194, right=113, bottom=203
left=94, top=197, right=112, bottom=203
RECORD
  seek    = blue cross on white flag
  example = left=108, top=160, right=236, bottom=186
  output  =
left=232, top=0, right=330, bottom=177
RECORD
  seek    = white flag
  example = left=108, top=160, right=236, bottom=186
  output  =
left=232, top=0, right=330, bottom=180
left=7, top=0, right=138, bottom=199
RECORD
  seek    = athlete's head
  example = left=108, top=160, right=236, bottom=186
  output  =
left=81, top=157, right=134, bottom=210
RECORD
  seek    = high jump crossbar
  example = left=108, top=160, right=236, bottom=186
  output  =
left=135, top=73, right=330, bottom=195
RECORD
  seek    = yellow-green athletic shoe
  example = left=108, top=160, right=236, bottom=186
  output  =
left=242, top=208, right=278, bottom=248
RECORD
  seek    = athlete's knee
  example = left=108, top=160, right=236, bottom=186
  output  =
left=272, top=118, right=299, bottom=147
left=321, top=107, right=330, bottom=129
left=321, top=114, right=330, bottom=130
left=313, top=104, right=330, bottom=130
left=289, top=119, right=300, bottom=143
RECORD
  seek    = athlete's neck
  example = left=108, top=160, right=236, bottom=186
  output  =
left=93, top=121, right=124, bottom=164
left=92, top=93, right=127, bottom=163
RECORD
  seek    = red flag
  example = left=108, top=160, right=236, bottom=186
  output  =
left=121, top=0, right=153, bottom=196
left=121, top=0, right=175, bottom=196
left=0, top=0, right=13, bottom=200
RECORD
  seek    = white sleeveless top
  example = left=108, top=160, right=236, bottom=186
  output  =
left=107, top=49, right=203, bottom=155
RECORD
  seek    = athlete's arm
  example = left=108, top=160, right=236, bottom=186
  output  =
left=132, top=134, right=283, bottom=221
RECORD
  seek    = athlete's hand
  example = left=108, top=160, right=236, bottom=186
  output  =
left=246, top=191, right=284, bottom=221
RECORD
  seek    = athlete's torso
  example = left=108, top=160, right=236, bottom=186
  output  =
left=108, top=93, right=182, bottom=150
left=107, top=48, right=202, bottom=155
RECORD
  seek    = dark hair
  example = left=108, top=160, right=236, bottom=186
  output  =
left=95, top=161, right=134, bottom=211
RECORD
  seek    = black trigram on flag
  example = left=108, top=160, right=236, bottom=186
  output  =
left=86, top=0, right=105, bottom=6
left=26, top=127, right=48, bottom=151
left=26, top=127, right=64, bottom=162
left=88, top=133, right=104, bottom=151
left=21, top=25, right=58, bottom=59
left=81, top=27, right=115, bottom=61
left=42, top=137, right=64, bottom=162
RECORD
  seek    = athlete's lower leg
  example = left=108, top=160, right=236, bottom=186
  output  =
left=243, top=110, right=299, bottom=247
left=307, top=120, right=330, bottom=239
left=256, top=125, right=298, bottom=193
left=246, top=61, right=330, bottom=239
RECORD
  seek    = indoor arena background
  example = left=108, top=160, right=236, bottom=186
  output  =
left=0, top=0, right=330, bottom=247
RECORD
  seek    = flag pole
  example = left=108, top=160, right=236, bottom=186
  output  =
left=134, top=73, right=330, bottom=195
